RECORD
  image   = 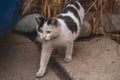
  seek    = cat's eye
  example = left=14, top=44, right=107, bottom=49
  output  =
left=46, top=31, right=51, bottom=34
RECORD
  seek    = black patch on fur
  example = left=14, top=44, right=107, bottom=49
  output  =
left=38, top=18, right=47, bottom=32
left=47, top=18, right=52, bottom=25
left=47, top=18, right=58, bottom=26
left=61, top=6, right=80, bottom=22
left=57, top=15, right=78, bottom=33
left=64, top=1, right=80, bottom=10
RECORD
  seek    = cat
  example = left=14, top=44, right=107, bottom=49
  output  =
left=35, top=1, right=84, bottom=77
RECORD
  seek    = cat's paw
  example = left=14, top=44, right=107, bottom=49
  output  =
left=36, top=69, right=46, bottom=78
left=64, top=57, right=72, bottom=62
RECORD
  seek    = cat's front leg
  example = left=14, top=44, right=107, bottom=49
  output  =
left=36, top=42, right=53, bottom=77
left=64, top=41, right=74, bottom=62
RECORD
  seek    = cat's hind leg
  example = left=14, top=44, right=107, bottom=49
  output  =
left=64, top=41, right=74, bottom=62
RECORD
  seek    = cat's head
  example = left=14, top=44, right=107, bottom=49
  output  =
left=35, top=17, right=61, bottom=41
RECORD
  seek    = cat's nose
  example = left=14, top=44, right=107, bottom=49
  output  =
left=43, top=37, right=46, bottom=39
left=42, top=36, right=46, bottom=40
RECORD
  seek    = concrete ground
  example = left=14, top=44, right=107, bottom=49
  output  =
left=0, top=33, right=59, bottom=80
left=55, top=37, right=120, bottom=80
left=0, top=33, right=120, bottom=80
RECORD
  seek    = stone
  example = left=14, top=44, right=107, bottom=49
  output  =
left=55, top=36, right=120, bottom=80
left=79, top=20, right=92, bottom=38
left=14, top=14, right=42, bottom=32
left=0, top=33, right=60, bottom=80
left=102, top=14, right=120, bottom=32
left=85, top=12, right=120, bottom=33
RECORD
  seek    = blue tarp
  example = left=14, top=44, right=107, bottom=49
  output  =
left=0, top=0, right=20, bottom=35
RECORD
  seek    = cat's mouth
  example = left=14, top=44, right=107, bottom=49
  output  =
left=41, top=38, right=51, bottom=42
left=42, top=38, right=52, bottom=42
left=43, top=39, right=50, bottom=41
left=42, top=36, right=57, bottom=41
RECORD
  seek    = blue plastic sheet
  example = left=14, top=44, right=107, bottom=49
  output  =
left=0, top=0, right=20, bottom=35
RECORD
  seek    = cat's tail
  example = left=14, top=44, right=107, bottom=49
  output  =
left=14, top=14, right=42, bottom=33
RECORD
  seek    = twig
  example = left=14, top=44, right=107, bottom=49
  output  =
left=108, top=14, right=120, bottom=41
left=85, top=0, right=98, bottom=15
left=95, top=32, right=120, bottom=37
left=100, top=0, right=104, bottom=33
left=22, top=0, right=34, bottom=15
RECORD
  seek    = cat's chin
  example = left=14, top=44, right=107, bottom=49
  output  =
left=42, top=39, right=51, bottom=42
left=42, top=37, right=56, bottom=41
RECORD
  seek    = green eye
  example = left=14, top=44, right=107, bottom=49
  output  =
left=47, top=31, right=51, bottom=34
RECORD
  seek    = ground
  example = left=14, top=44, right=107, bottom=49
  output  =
left=0, top=33, right=120, bottom=80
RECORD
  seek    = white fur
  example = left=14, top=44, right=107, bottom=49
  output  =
left=76, top=1, right=84, bottom=24
left=36, top=1, right=84, bottom=77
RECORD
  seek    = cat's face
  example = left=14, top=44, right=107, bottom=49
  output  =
left=36, top=17, right=60, bottom=41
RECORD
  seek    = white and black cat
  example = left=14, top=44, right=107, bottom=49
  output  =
left=35, top=1, right=84, bottom=77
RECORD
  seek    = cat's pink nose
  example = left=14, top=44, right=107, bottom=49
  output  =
left=43, top=36, right=46, bottom=40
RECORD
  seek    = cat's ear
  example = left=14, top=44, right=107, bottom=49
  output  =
left=50, top=17, right=58, bottom=26
left=35, top=16, right=45, bottom=25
